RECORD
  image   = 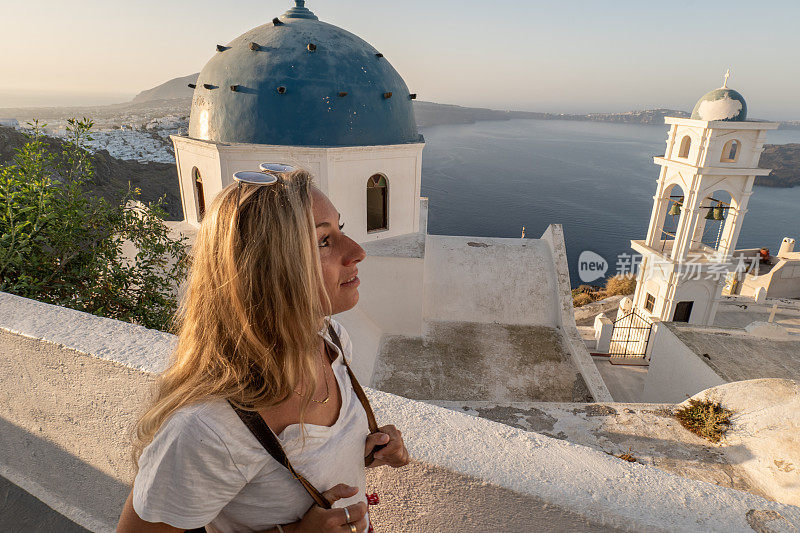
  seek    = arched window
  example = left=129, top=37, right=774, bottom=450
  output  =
left=678, top=135, right=691, bottom=158
left=366, top=174, right=388, bottom=232
left=721, top=139, right=740, bottom=162
left=193, top=167, right=206, bottom=221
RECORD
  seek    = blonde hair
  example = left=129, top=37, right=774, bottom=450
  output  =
left=132, top=170, right=329, bottom=467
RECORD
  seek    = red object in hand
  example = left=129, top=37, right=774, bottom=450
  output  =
left=367, top=493, right=380, bottom=505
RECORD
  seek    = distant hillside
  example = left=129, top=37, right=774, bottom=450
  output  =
left=130, top=75, right=688, bottom=127
left=758, top=144, right=800, bottom=187
left=132, top=74, right=198, bottom=103
left=0, top=126, right=182, bottom=220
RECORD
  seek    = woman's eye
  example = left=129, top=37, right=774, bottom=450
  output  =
left=319, top=236, right=330, bottom=248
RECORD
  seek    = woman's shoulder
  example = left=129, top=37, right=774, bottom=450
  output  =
left=156, top=399, right=275, bottom=479
left=133, top=400, right=255, bottom=527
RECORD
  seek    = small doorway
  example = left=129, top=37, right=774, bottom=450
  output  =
left=673, top=301, right=694, bottom=322
left=193, top=167, right=206, bottom=221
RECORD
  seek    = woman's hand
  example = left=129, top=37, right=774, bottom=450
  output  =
left=290, top=484, right=368, bottom=533
left=364, top=424, right=410, bottom=468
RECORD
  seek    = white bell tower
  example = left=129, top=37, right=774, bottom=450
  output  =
left=630, top=76, right=778, bottom=325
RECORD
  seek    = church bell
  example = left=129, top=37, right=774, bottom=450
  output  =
left=668, top=199, right=682, bottom=216
left=713, top=203, right=726, bottom=221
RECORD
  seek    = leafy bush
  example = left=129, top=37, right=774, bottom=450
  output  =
left=0, top=119, right=190, bottom=331
left=674, top=399, right=733, bottom=443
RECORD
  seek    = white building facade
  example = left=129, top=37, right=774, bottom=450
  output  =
left=173, top=137, right=424, bottom=244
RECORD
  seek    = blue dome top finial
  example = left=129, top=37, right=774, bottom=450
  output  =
left=690, top=68, right=747, bottom=122
left=283, top=0, right=318, bottom=20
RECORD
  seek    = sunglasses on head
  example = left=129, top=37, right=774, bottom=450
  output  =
left=232, top=163, right=298, bottom=212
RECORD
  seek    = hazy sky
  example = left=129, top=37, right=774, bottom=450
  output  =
left=2, top=0, right=799, bottom=119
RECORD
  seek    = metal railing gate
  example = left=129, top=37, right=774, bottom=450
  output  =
left=608, top=309, right=653, bottom=358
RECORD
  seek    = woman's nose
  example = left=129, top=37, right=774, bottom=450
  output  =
left=344, top=236, right=366, bottom=265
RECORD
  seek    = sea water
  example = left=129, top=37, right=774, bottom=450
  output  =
left=420, top=119, right=800, bottom=288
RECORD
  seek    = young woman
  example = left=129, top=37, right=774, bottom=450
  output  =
left=116, top=170, right=409, bottom=533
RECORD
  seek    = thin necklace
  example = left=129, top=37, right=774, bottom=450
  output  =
left=294, top=343, right=331, bottom=404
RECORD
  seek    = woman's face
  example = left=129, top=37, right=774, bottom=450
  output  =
left=312, top=187, right=366, bottom=315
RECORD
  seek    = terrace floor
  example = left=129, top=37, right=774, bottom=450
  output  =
left=591, top=356, right=648, bottom=402
left=372, top=321, right=592, bottom=403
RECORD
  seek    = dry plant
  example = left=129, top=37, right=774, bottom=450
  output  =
left=674, top=399, right=733, bottom=443
left=604, top=275, right=637, bottom=296
left=572, top=292, right=594, bottom=307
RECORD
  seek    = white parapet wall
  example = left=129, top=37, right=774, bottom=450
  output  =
left=541, top=224, right=613, bottom=402
left=422, top=234, right=560, bottom=326
left=4, top=292, right=798, bottom=531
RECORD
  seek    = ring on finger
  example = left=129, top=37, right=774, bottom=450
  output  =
left=343, top=507, right=351, bottom=523
left=349, top=524, right=357, bottom=533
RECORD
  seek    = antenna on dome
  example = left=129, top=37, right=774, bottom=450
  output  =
left=722, top=68, right=730, bottom=89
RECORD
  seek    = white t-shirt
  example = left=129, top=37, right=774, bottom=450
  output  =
left=133, top=320, right=371, bottom=533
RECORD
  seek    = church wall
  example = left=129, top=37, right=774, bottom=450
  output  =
left=172, top=137, right=223, bottom=225
left=173, top=137, right=424, bottom=246
left=348, top=255, right=424, bottom=337
left=333, top=252, right=425, bottom=385
left=326, top=144, right=424, bottom=244
left=332, top=306, right=384, bottom=385
left=217, top=148, right=327, bottom=191
left=632, top=257, right=673, bottom=320
left=705, top=128, right=761, bottom=168
left=668, top=125, right=705, bottom=164
left=672, top=279, right=715, bottom=325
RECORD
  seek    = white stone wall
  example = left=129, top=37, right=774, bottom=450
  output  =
left=741, top=258, right=800, bottom=299
left=3, top=291, right=798, bottom=532
left=642, top=322, right=727, bottom=402
left=326, top=144, right=424, bottom=245
left=347, top=255, right=424, bottom=337
left=422, top=235, right=560, bottom=326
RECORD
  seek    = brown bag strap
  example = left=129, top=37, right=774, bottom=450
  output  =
left=227, top=401, right=331, bottom=509
left=227, top=321, right=384, bottom=510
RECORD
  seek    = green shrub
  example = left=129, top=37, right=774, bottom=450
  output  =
left=674, top=399, right=733, bottom=443
left=0, top=119, right=190, bottom=331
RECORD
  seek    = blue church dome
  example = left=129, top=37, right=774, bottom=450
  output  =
left=188, top=1, right=420, bottom=147
left=690, top=87, right=747, bottom=122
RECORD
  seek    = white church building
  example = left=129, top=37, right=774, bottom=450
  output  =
left=168, top=0, right=611, bottom=401
left=629, top=78, right=778, bottom=327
